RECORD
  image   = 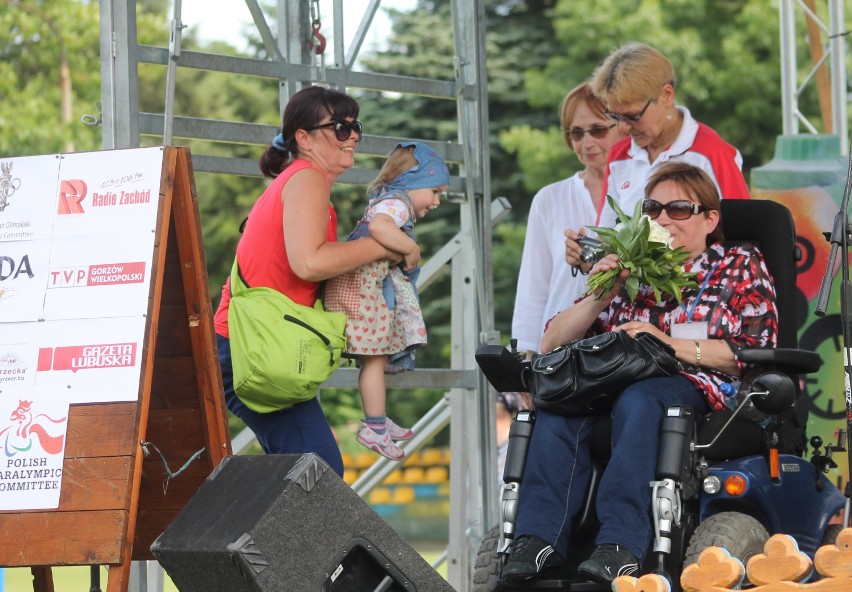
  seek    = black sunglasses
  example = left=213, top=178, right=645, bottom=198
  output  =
left=305, top=119, right=363, bottom=141
left=566, top=124, right=616, bottom=142
left=605, top=98, right=653, bottom=124
left=642, top=199, right=708, bottom=220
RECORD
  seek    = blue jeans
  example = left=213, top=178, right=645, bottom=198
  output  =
left=217, top=333, right=344, bottom=476
left=515, top=375, right=709, bottom=561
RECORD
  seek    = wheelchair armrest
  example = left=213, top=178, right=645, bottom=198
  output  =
left=736, top=347, right=822, bottom=374
left=475, top=344, right=529, bottom=393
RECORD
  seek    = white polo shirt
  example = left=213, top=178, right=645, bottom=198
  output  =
left=597, top=106, right=750, bottom=227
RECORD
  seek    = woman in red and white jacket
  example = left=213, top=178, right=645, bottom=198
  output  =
left=565, top=42, right=750, bottom=268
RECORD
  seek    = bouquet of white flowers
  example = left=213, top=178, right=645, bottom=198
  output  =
left=584, top=196, right=696, bottom=303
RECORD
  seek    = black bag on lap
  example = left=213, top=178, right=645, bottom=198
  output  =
left=527, top=331, right=681, bottom=416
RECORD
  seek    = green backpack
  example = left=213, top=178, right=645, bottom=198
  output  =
left=227, top=260, right=347, bottom=413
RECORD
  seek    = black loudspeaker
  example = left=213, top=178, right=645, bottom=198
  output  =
left=150, top=453, right=455, bottom=592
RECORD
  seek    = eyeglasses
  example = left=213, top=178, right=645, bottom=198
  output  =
left=605, top=99, right=654, bottom=124
left=642, top=199, right=708, bottom=220
left=305, top=119, right=363, bottom=141
left=566, top=124, right=616, bottom=142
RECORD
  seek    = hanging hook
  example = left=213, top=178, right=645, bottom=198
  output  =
left=307, top=0, right=325, bottom=55
left=308, top=18, right=326, bottom=54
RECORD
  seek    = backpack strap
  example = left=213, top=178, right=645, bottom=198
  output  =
left=229, top=258, right=251, bottom=296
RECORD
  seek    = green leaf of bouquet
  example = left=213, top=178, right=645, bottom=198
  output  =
left=636, top=215, right=651, bottom=246
left=607, top=195, right=632, bottom=225
left=627, top=218, right=650, bottom=257
left=585, top=268, right=618, bottom=299
left=608, top=235, right=630, bottom=256
left=628, top=198, right=644, bottom=222
left=587, top=224, right=614, bottom=238
left=665, top=279, right=684, bottom=302
left=626, top=276, right=640, bottom=301
left=670, top=246, right=691, bottom=261
left=593, top=228, right=618, bottom=243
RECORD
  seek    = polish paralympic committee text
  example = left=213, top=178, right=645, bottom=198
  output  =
left=0, top=460, right=62, bottom=491
left=0, top=478, right=62, bottom=491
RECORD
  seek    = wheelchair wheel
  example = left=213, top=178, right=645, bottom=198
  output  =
left=472, top=525, right=502, bottom=592
left=684, top=512, right=768, bottom=579
left=822, top=523, right=843, bottom=546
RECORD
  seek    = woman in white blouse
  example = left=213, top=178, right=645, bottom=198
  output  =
left=511, top=82, right=624, bottom=356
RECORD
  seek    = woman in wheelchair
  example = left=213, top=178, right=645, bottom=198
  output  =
left=501, top=162, right=778, bottom=585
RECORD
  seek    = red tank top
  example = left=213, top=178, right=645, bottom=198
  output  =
left=213, top=160, right=337, bottom=337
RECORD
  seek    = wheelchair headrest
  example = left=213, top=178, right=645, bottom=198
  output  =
left=721, top=200, right=798, bottom=348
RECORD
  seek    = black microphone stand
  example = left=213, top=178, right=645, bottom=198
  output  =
left=814, top=141, right=852, bottom=528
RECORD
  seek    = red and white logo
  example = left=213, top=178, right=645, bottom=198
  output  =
left=47, top=262, right=146, bottom=289
left=621, top=180, right=631, bottom=190
left=37, top=343, right=137, bottom=373
left=58, top=177, right=153, bottom=216
left=57, top=180, right=87, bottom=215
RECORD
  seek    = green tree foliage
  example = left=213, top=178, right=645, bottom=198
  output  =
left=0, top=0, right=102, bottom=155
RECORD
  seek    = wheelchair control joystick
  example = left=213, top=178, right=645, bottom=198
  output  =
left=508, top=338, right=525, bottom=363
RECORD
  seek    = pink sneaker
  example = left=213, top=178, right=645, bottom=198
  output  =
left=386, top=418, right=414, bottom=441
left=357, top=425, right=405, bottom=461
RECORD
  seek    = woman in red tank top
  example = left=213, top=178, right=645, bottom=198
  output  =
left=213, top=86, right=401, bottom=476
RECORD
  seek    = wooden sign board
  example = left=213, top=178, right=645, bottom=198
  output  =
left=0, top=146, right=231, bottom=592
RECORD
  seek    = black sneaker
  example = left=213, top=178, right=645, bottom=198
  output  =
left=577, top=544, right=639, bottom=584
left=500, top=535, right=566, bottom=581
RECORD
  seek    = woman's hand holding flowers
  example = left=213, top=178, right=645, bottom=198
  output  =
left=585, top=196, right=696, bottom=303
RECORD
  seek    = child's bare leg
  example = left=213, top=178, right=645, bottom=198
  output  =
left=356, top=355, right=404, bottom=460
left=358, top=354, right=413, bottom=444
left=359, top=355, right=387, bottom=418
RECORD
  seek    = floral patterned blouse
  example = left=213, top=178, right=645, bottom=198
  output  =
left=588, top=241, right=779, bottom=410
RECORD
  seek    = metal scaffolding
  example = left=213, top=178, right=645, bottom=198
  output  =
left=779, top=0, right=848, bottom=152
left=98, top=1, right=496, bottom=590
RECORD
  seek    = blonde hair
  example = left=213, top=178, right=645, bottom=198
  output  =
left=559, top=82, right=608, bottom=151
left=368, top=145, right=418, bottom=194
left=590, top=43, right=675, bottom=105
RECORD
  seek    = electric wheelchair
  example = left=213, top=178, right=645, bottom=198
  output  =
left=473, top=200, right=847, bottom=591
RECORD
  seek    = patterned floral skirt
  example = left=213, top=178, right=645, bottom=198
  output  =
left=324, top=259, right=426, bottom=357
